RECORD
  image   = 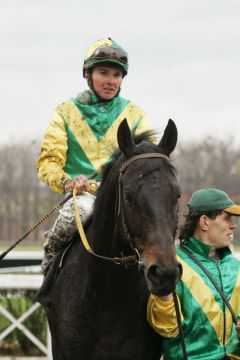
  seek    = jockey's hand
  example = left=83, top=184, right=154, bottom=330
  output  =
left=236, top=320, right=240, bottom=337
left=64, top=175, right=90, bottom=194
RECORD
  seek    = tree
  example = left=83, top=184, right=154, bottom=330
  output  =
left=173, top=137, right=240, bottom=246
left=0, top=141, right=61, bottom=245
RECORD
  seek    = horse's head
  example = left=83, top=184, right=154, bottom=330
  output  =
left=117, top=119, right=181, bottom=296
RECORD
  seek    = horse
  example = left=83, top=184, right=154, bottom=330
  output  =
left=37, top=119, right=181, bottom=360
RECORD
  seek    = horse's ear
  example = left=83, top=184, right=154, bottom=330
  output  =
left=117, top=119, right=135, bottom=158
left=158, top=119, right=178, bottom=156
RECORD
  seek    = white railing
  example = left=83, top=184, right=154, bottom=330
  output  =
left=0, top=274, right=52, bottom=360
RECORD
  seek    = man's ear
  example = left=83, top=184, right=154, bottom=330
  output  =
left=84, top=70, right=88, bottom=80
left=199, top=215, right=210, bottom=231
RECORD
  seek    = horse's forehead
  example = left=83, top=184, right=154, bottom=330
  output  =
left=122, top=162, right=178, bottom=192
left=135, top=141, right=156, bottom=153
left=123, top=158, right=173, bottom=178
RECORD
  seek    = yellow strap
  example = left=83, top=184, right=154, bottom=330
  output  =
left=73, top=187, right=94, bottom=252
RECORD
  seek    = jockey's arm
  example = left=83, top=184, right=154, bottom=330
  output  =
left=147, top=293, right=183, bottom=338
left=37, top=111, right=71, bottom=193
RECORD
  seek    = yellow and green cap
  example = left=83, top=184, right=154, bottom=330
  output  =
left=83, top=37, right=128, bottom=76
left=187, top=188, right=240, bottom=215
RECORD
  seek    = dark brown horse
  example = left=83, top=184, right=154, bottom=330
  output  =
left=37, top=119, right=181, bottom=360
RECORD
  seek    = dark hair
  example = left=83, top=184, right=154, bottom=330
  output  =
left=179, top=210, right=222, bottom=242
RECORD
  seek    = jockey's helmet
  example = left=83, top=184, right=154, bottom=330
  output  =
left=83, top=38, right=128, bottom=77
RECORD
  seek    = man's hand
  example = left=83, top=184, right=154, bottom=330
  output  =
left=64, top=175, right=90, bottom=193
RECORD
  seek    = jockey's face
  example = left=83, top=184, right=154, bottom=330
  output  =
left=206, top=211, right=236, bottom=249
left=196, top=211, right=236, bottom=256
left=87, top=65, right=123, bottom=100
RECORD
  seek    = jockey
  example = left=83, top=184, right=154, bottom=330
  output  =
left=37, top=38, right=150, bottom=274
left=147, top=188, right=240, bottom=359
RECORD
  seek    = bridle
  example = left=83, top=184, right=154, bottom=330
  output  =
left=117, top=153, right=170, bottom=264
left=74, top=152, right=171, bottom=268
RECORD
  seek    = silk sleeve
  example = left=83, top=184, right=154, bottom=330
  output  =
left=147, top=293, right=183, bottom=338
left=36, top=110, right=71, bottom=193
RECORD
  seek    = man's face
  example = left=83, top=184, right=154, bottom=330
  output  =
left=87, top=65, right=123, bottom=100
left=205, top=211, right=236, bottom=250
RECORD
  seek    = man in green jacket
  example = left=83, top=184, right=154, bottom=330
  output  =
left=37, top=38, right=150, bottom=273
left=147, top=188, right=240, bottom=359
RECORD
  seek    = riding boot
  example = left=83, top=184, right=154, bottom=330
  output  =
left=41, top=192, right=96, bottom=274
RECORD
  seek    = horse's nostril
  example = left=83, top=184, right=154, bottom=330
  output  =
left=146, top=263, right=180, bottom=296
left=147, top=263, right=180, bottom=286
left=147, top=265, right=161, bottom=284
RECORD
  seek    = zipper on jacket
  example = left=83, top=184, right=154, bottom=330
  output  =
left=215, top=259, right=227, bottom=356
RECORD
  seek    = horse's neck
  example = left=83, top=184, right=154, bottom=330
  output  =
left=88, top=183, right=118, bottom=254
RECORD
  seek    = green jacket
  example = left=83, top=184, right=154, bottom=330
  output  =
left=147, top=237, right=240, bottom=360
left=37, top=92, right=149, bottom=192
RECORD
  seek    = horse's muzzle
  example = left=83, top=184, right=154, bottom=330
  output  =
left=145, top=261, right=182, bottom=296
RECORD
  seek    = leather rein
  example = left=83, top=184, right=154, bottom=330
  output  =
left=73, top=152, right=170, bottom=267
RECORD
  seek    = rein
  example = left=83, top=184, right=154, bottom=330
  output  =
left=73, top=188, right=139, bottom=266
left=173, top=291, right=188, bottom=360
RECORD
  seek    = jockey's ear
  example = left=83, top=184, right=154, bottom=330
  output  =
left=158, top=119, right=178, bottom=156
left=117, top=119, right=135, bottom=158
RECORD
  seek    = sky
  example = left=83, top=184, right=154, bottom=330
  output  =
left=1, top=0, right=240, bottom=146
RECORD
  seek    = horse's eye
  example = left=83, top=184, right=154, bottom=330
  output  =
left=177, top=193, right=181, bottom=199
left=125, top=192, right=135, bottom=205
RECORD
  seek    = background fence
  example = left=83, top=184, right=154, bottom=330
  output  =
left=0, top=264, right=52, bottom=359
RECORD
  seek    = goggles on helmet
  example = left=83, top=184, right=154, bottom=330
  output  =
left=91, top=46, right=128, bottom=65
left=83, top=39, right=128, bottom=76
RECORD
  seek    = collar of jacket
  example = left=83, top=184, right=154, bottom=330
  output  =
left=181, top=236, right=232, bottom=259
left=75, top=90, right=118, bottom=105
left=75, top=90, right=97, bottom=105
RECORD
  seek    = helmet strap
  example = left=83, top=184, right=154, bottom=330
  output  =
left=84, top=69, right=94, bottom=91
